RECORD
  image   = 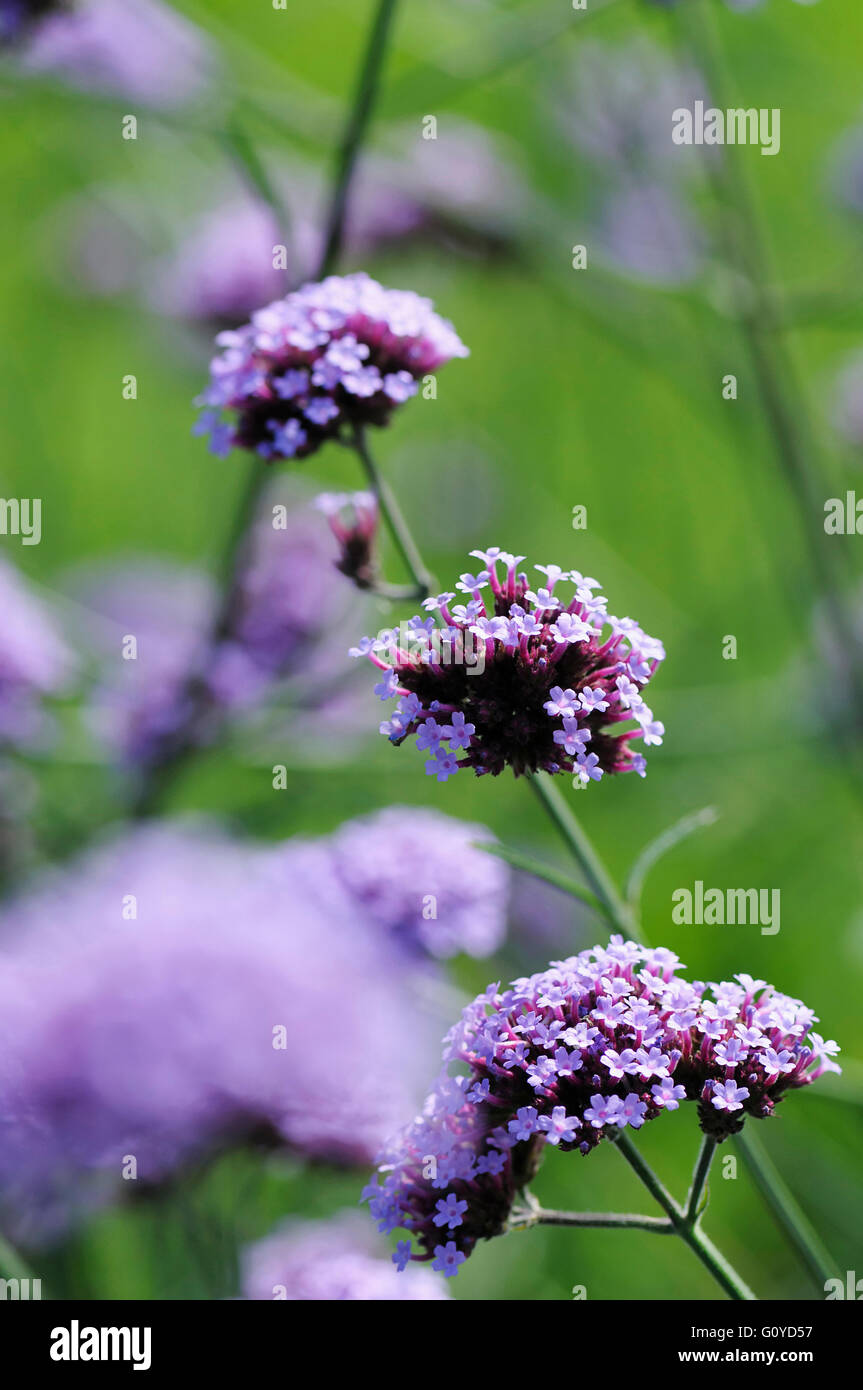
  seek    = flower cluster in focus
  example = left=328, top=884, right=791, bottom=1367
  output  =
left=365, top=936, right=840, bottom=1278
left=194, top=272, right=468, bottom=463
left=354, top=548, right=665, bottom=783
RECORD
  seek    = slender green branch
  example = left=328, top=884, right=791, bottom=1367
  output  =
left=129, top=1, right=402, bottom=817
left=318, top=0, right=400, bottom=278
left=612, top=1132, right=756, bottom=1301
left=528, top=774, right=644, bottom=942
left=685, top=1133, right=717, bottom=1225
left=528, top=1208, right=674, bottom=1234
left=472, top=840, right=606, bottom=918
left=674, top=0, right=863, bottom=737
left=351, top=425, right=433, bottom=600
left=625, top=806, right=718, bottom=914
left=735, top=1128, right=837, bottom=1293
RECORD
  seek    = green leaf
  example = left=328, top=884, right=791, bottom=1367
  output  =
left=624, top=807, right=719, bottom=912
left=472, top=840, right=607, bottom=918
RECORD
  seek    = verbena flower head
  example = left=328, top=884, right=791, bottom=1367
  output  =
left=0, top=822, right=440, bottom=1243
left=366, top=937, right=839, bottom=1277
left=194, top=272, right=468, bottom=463
left=326, top=806, right=509, bottom=959
left=354, top=549, right=665, bottom=784
left=242, top=1212, right=449, bottom=1301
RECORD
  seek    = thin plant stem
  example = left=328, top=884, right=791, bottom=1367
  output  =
left=528, top=773, right=644, bottom=943
left=526, top=770, right=835, bottom=1296
left=529, top=1209, right=674, bottom=1234
left=351, top=425, right=433, bottom=600
left=318, top=0, right=400, bottom=279
left=685, top=1133, right=717, bottom=1224
left=735, top=1127, right=836, bottom=1293
left=674, top=0, right=863, bottom=736
left=129, top=0, right=401, bottom=817
left=612, top=1132, right=757, bottom=1301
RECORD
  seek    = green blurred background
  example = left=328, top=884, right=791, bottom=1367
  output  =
left=1, top=0, right=861, bottom=1299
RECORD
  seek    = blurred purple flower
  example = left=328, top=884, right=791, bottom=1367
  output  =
left=148, top=201, right=294, bottom=328
left=241, top=1212, right=449, bottom=1301
left=325, top=806, right=509, bottom=959
left=555, top=37, right=710, bottom=285
left=0, top=820, right=441, bottom=1243
left=828, top=123, right=863, bottom=220
left=21, top=0, right=217, bottom=107
left=71, top=494, right=363, bottom=765
left=596, top=182, right=703, bottom=286
left=0, top=557, right=73, bottom=748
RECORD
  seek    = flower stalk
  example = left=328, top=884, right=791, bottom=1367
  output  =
left=351, top=425, right=433, bottom=601
left=612, top=1131, right=756, bottom=1302
left=528, top=773, right=644, bottom=942
left=130, top=0, right=402, bottom=817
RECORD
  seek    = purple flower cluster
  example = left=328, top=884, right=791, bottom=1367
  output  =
left=0, top=821, right=442, bottom=1243
left=354, top=548, right=664, bottom=783
left=241, top=1212, right=449, bottom=1301
left=365, top=936, right=840, bottom=1277
left=326, top=806, right=509, bottom=959
left=194, top=272, right=468, bottom=463
left=0, top=557, right=73, bottom=749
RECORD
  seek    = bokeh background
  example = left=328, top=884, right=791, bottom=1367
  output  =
left=0, top=0, right=861, bottom=1300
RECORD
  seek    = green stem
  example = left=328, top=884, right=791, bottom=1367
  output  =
left=531, top=1209, right=674, bottom=1234
left=352, top=426, right=433, bottom=600
left=685, top=1133, right=717, bottom=1224
left=735, top=1128, right=837, bottom=1293
left=675, top=0, right=863, bottom=736
left=528, top=774, right=644, bottom=943
left=318, top=0, right=400, bottom=278
left=613, top=1132, right=756, bottom=1301
left=129, top=2, right=402, bottom=817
